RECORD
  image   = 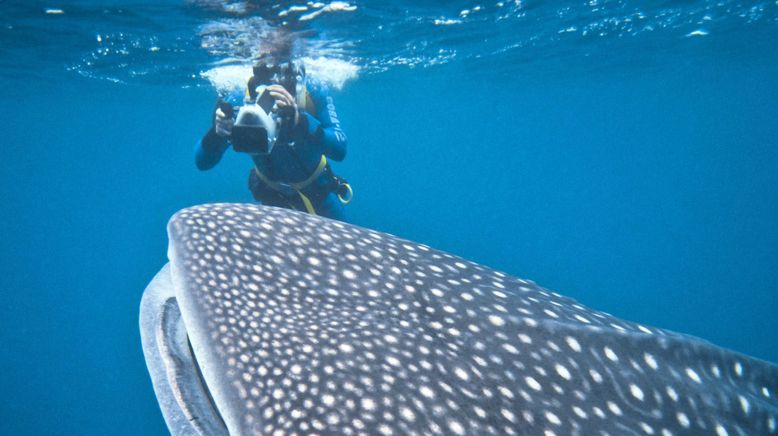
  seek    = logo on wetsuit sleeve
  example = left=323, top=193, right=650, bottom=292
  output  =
left=326, top=96, right=347, bottom=142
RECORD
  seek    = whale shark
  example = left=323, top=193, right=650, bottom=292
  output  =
left=140, top=203, right=778, bottom=435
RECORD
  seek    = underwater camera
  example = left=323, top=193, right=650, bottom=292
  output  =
left=230, top=86, right=278, bottom=154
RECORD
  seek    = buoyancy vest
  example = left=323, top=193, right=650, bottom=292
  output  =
left=246, top=75, right=352, bottom=215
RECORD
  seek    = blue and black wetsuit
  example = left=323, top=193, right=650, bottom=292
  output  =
left=196, top=78, right=349, bottom=221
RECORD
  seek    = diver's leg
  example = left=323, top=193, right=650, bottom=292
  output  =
left=249, top=169, right=297, bottom=211
left=317, top=193, right=347, bottom=222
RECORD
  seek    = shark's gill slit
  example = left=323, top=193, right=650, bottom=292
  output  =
left=158, top=297, right=228, bottom=435
left=188, top=335, right=226, bottom=431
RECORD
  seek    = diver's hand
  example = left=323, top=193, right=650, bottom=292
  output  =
left=267, top=84, right=299, bottom=126
left=214, top=107, right=234, bottom=138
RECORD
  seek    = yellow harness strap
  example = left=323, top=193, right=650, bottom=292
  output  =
left=254, top=155, right=328, bottom=215
left=297, top=192, right=316, bottom=214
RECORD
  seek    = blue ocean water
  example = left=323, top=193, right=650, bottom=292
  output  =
left=1, top=0, right=777, bottom=434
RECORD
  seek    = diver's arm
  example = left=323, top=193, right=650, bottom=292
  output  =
left=195, top=105, right=233, bottom=170
left=294, top=81, right=347, bottom=161
left=195, top=127, right=229, bottom=170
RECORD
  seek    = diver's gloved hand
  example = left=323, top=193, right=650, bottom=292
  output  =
left=266, top=84, right=299, bottom=127
left=213, top=106, right=234, bottom=138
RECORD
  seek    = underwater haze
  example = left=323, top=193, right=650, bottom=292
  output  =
left=1, top=0, right=777, bottom=434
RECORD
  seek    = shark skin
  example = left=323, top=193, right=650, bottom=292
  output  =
left=140, top=203, right=778, bottom=436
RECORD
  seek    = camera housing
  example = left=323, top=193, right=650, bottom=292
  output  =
left=231, top=87, right=278, bottom=155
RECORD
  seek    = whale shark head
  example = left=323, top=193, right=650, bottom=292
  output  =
left=140, top=203, right=778, bottom=435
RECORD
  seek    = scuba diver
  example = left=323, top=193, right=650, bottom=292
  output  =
left=195, top=53, right=352, bottom=221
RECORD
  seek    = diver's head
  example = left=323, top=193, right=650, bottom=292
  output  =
left=248, top=53, right=304, bottom=99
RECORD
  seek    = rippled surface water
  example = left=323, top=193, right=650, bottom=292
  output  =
left=1, top=0, right=777, bottom=434
left=3, top=0, right=776, bottom=83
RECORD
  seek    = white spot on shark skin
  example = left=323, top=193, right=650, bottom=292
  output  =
left=604, top=346, right=619, bottom=362
left=488, top=315, right=505, bottom=327
left=361, top=397, right=376, bottom=411
left=685, top=368, right=702, bottom=384
left=572, top=406, right=587, bottom=419
left=639, top=422, right=655, bottom=434
left=734, top=362, right=744, bottom=377
left=399, top=407, right=415, bottom=422
left=498, top=385, right=514, bottom=399
left=644, top=352, right=659, bottom=370
left=525, top=376, right=542, bottom=391
left=555, top=364, right=572, bottom=380
left=545, top=411, right=561, bottom=425
left=637, top=324, right=653, bottom=334
left=322, top=394, right=335, bottom=406
left=666, top=386, right=679, bottom=402
left=630, top=384, right=645, bottom=401
left=454, top=366, right=470, bottom=381
left=676, top=412, right=690, bottom=428
left=307, top=256, right=321, bottom=266
left=574, top=314, right=591, bottom=324
left=448, top=420, right=466, bottom=435
left=503, top=343, right=520, bottom=354
left=607, top=401, right=622, bottom=416
left=738, top=395, right=750, bottom=414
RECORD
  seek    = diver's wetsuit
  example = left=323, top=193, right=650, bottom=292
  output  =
left=195, top=78, right=348, bottom=221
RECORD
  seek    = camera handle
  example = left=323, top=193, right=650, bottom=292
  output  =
left=217, top=99, right=235, bottom=119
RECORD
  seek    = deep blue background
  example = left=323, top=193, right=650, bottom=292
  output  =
left=1, top=32, right=777, bottom=435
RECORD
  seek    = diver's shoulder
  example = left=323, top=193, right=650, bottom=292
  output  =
left=305, top=77, right=330, bottom=94
left=223, top=89, right=245, bottom=106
